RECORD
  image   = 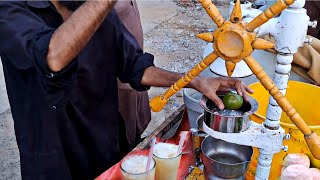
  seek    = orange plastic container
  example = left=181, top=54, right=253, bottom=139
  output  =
left=245, top=81, right=320, bottom=180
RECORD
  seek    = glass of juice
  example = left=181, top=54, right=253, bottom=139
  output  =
left=153, top=142, right=182, bottom=180
left=121, top=154, right=156, bottom=180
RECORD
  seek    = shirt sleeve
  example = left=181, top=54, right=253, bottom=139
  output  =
left=0, top=2, right=77, bottom=84
left=111, top=10, right=155, bottom=91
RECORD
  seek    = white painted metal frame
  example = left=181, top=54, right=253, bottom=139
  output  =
left=198, top=0, right=317, bottom=179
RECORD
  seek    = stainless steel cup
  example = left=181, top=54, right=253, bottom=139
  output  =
left=199, top=92, right=258, bottom=133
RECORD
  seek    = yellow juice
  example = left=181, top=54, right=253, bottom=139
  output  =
left=153, top=143, right=182, bottom=180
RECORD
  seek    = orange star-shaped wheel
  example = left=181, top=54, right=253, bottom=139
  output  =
left=149, top=0, right=320, bottom=159
left=150, top=0, right=291, bottom=111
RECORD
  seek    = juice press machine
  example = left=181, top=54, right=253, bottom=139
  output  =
left=149, top=0, right=320, bottom=179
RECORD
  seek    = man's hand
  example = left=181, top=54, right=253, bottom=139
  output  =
left=142, top=66, right=253, bottom=110
left=190, top=77, right=254, bottom=110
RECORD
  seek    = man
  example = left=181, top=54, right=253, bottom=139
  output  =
left=0, top=1, right=252, bottom=179
left=114, top=1, right=151, bottom=148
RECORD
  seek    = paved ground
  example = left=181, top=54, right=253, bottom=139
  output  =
left=138, top=0, right=177, bottom=34
left=0, top=110, right=19, bottom=180
left=0, top=61, right=9, bottom=114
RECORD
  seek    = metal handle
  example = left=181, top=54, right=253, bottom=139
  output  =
left=149, top=52, right=218, bottom=112
left=244, top=56, right=320, bottom=159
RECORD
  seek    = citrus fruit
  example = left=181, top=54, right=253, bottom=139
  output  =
left=223, top=92, right=243, bottom=110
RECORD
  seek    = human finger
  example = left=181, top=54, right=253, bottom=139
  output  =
left=241, top=85, right=250, bottom=102
left=225, top=79, right=242, bottom=95
left=207, top=93, right=224, bottom=110
left=217, top=87, right=232, bottom=92
left=243, top=84, right=254, bottom=94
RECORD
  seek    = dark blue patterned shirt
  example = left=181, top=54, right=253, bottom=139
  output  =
left=0, top=1, right=154, bottom=179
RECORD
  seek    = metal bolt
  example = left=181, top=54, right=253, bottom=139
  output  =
left=282, top=145, right=289, bottom=152
left=284, top=134, right=290, bottom=140
left=304, top=37, right=313, bottom=45
left=308, top=20, right=318, bottom=29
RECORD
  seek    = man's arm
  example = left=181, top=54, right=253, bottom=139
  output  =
left=47, top=0, right=117, bottom=72
left=141, top=66, right=253, bottom=109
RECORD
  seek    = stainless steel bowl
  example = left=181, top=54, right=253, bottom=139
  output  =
left=201, top=136, right=253, bottom=179
left=199, top=92, right=258, bottom=133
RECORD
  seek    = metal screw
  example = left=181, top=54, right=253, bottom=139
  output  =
left=284, top=134, right=290, bottom=140
left=308, top=20, right=317, bottom=29
left=282, top=145, right=289, bottom=152
left=304, top=37, right=313, bottom=45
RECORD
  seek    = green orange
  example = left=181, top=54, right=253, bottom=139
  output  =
left=223, top=92, right=243, bottom=110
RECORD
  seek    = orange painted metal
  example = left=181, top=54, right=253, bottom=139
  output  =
left=198, top=0, right=225, bottom=27
left=305, top=132, right=320, bottom=159
left=149, top=0, right=320, bottom=159
left=225, top=61, right=237, bottom=77
left=252, top=38, right=275, bottom=50
left=149, top=52, right=218, bottom=112
left=196, top=33, right=214, bottom=43
left=213, top=21, right=255, bottom=62
left=230, top=0, right=242, bottom=23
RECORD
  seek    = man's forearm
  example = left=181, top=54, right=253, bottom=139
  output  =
left=47, top=1, right=117, bottom=72
left=142, top=66, right=254, bottom=110
left=141, top=66, right=200, bottom=89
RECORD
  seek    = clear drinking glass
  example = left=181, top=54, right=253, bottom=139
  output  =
left=153, top=143, right=182, bottom=180
left=121, top=154, right=156, bottom=180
